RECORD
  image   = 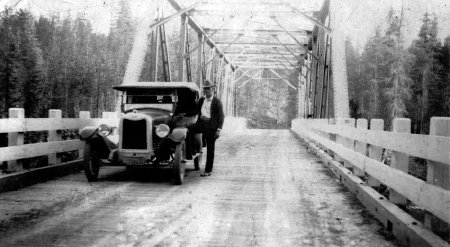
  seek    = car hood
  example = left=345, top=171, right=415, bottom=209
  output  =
left=123, top=109, right=171, bottom=126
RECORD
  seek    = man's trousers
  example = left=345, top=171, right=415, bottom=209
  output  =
left=202, top=128, right=217, bottom=173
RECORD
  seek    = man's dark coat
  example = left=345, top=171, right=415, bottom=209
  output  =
left=197, top=96, right=224, bottom=130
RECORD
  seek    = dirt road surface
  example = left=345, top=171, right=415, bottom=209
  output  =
left=0, top=130, right=397, bottom=246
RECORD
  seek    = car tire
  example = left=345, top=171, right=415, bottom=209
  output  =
left=173, top=141, right=185, bottom=185
left=83, top=143, right=100, bottom=182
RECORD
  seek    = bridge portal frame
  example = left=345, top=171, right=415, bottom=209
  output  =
left=119, top=0, right=350, bottom=120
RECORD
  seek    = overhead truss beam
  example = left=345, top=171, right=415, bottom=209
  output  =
left=147, top=3, right=199, bottom=35
left=271, top=26, right=319, bottom=62
left=228, top=55, right=299, bottom=59
left=122, top=2, right=199, bottom=85
left=167, top=0, right=236, bottom=71
left=269, top=69, right=296, bottom=89
left=283, top=2, right=331, bottom=33
left=204, top=28, right=311, bottom=36
left=183, top=15, right=236, bottom=58
left=225, top=51, right=296, bottom=56
left=216, top=42, right=304, bottom=46
left=191, top=10, right=315, bottom=18
left=237, top=66, right=296, bottom=69
left=235, top=64, right=297, bottom=69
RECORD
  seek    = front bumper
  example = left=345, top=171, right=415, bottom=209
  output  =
left=117, top=138, right=177, bottom=167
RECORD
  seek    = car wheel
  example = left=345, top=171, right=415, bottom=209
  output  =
left=173, top=141, right=185, bottom=185
left=83, top=143, right=100, bottom=182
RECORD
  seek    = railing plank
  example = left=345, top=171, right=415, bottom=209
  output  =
left=307, top=122, right=450, bottom=166
left=294, top=122, right=450, bottom=225
left=0, top=118, right=119, bottom=133
left=0, top=140, right=84, bottom=162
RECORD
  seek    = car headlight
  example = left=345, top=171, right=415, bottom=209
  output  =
left=98, top=124, right=112, bottom=136
left=155, top=124, right=170, bottom=138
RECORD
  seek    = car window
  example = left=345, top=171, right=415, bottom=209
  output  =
left=127, top=95, right=177, bottom=104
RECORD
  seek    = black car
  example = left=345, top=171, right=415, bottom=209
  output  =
left=79, top=82, right=203, bottom=185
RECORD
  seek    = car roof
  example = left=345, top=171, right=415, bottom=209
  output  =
left=113, top=82, right=200, bottom=92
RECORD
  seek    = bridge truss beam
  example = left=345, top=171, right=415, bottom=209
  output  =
left=204, top=28, right=311, bottom=36
left=167, top=0, right=236, bottom=71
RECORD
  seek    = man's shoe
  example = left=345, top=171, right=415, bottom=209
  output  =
left=200, top=172, right=211, bottom=177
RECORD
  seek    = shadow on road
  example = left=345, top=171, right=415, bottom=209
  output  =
left=94, top=166, right=200, bottom=184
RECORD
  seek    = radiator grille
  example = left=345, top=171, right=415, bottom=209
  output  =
left=122, top=119, right=147, bottom=149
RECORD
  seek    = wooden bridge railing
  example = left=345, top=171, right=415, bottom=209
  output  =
left=0, top=108, right=119, bottom=173
left=1, top=108, right=246, bottom=174
left=292, top=117, right=450, bottom=246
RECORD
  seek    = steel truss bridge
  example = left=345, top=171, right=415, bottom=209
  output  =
left=0, top=0, right=449, bottom=246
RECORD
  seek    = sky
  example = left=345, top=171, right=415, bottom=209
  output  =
left=342, top=0, right=450, bottom=51
left=1, top=0, right=450, bottom=51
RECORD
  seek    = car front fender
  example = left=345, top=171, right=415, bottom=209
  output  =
left=169, top=127, right=187, bottom=143
left=79, top=126, right=98, bottom=141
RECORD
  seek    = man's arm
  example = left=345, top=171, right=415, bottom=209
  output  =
left=216, top=99, right=225, bottom=130
left=196, top=97, right=204, bottom=116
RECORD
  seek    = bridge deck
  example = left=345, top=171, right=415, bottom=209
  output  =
left=0, top=130, right=396, bottom=246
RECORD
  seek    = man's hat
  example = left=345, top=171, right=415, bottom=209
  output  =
left=203, top=80, right=215, bottom=88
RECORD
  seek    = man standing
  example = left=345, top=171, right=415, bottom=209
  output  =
left=197, top=80, right=224, bottom=176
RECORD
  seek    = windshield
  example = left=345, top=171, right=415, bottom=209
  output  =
left=121, top=89, right=198, bottom=114
left=124, top=94, right=177, bottom=112
left=126, top=95, right=177, bottom=104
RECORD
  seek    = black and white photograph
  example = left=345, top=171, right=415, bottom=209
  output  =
left=0, top=0, right=449, bottom=246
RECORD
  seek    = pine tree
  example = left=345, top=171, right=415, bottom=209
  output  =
left=107, top=0, right=135, bottom=113
left=442, top=36, right=450, bottom=116
left=0, top=9, right=17, bottom=117
left=35, top=14, right=61, bottom=112
left=0, top=10, right=47, bottom=117
left=383, top=8, right=412, bottom=127
left=345, top=38, right=365, bottom=118
left=360, top=27, right=386, bottom=120
left=409, top=13, right=444, bottom=133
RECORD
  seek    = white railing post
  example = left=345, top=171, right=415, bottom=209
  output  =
left=367, top=119, right=384, bottom=187
left=335, top=118, right=345, bottom=162
left=327, top=118, right=336, bottom=156
left=102, top=112, right=115, bottom=119
left=78, top=111, right=91, bottom=159
left=425, top=117, right=450, bottom=234
left=343, top=118, right=355, bottom=169
left=48, top=109, right=62, bottom=165
left=389, top=118, right=410, bottom=205
left=103, top=111, right=118, bottom=136
left=7, top=108, right=24, bottom=171
left=354, top=118, right=367, bottom=177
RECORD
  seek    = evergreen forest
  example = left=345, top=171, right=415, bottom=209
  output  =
left=346, top=9, right=450, bottom=133
left=0, top=2, right=136, bottom=118
left=0, top=3, right=449, bottom=133
left=0, top=2, right=297, bottom=129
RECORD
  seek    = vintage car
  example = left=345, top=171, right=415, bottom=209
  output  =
left=79, top=82, right=203, bottom=185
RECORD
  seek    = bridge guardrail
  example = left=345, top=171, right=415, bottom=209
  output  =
left=292, top=117, right=450, bottom=245
left=1, top=108, right=119, bottom=173
left=1, top=108, right=246, bottom=174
